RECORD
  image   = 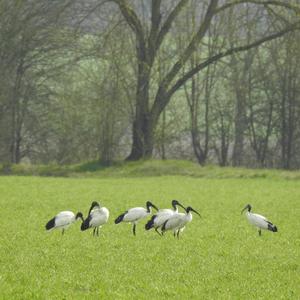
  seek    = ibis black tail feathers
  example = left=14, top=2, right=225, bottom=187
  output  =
left=45, top=217, right=55, bottom=230
left=145, top=215, right=156, bottom=230
left=267, top=222, right=278, bottom=232
left=115, top=212, right=127, bottom=224
left=81, top=217, right=90, bottom=231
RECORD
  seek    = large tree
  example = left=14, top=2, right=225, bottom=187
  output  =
left=109, top=0, right=300, bottom=160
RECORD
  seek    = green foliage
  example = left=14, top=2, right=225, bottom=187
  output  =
left=0, top=175, right=299, bottom=299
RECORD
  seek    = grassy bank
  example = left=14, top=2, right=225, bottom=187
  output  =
left=1, top=159, right=300, bottom=180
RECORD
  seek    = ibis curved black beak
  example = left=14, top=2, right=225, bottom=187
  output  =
left=186, top=206, right=201, bottom=217
left=151, top=203, right=159, bottom=211
left=146, top=201, right=159, bottom=212
left=171, top=200, right=185, bottom=210
left=192, top=208, right=201, bottom=218
left=241, top=204, right=251, bottom=215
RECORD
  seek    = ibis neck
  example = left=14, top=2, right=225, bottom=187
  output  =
left=245, top=211, right=251, bottom=218
left=186, top=212, right=193, bottom=222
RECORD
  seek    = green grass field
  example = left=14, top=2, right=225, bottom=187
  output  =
left=1, top=171, right=300, bottom=299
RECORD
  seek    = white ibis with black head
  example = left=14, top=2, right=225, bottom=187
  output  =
left=145, top=200, right=185, bottom=236
left=81, top=201, right=109, bottom=236
left=45, top=211, right=84, bottom=235
left=161, top=206, right=201, bottom=239
left=241, top=204, right=278, bottom=236
left=115, top=201, right=159, bottom=236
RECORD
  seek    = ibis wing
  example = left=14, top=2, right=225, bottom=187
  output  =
left=163, top=213, right=185, bottom=231
left=252, top=213, right=267, bottom=221
left=154, top=211, right=175, bottom=227
left=123, top=207, right=147, bottom=222
left=54, top=211, right=75, bottom=228
left=157, top=208, right=173, bottom=215
left=249, top=213, right=269, bottom=229
left=89, top=209, right=109, bottom=227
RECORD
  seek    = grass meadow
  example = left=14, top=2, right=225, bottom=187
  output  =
left=1, top=169, right=300, bottom=299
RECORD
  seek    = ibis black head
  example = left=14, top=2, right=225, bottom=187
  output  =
left=185, top=206, right=201, bottom=217
left=91, top=201, right=100, bottom=209
left=241, top=204, right=252, bottom=214
left=171, top=200, right=185, bottom=211
left=76, top=212, right=84, bottom=221
left=146, top=201, right=159, bottom=212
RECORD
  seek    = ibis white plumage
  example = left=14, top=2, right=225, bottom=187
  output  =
left=145, top=200, right=185, bottom=236
left=241, top=204, right=278, bottom=236
left=81, top=201, right=109, bottom=236
left=161, top=206, right=201, bottom=239
left=115, top=201, right=159, bottom=236
left=45, top=211, right=84, bottom=235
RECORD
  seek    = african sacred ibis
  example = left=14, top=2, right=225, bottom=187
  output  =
left=241, top=204, right=278, bottom=236
left=81, top=201, right=109, bottom=236
left=145, top=200, right=185, bottom=236
left=45, top=211, right=84, bottom=235
left=161, top=206, right=201, bottom=239
left=115, top=201, right=159, bottom=236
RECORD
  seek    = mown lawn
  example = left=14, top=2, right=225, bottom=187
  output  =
left=0, top=175, right=299, bottom=299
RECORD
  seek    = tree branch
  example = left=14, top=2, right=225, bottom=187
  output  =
left=216, top=0, right=300, bottom=14
left=156, top=0, right=189, bottom=50
left=167, top=21, right=300, bottom=98
left=148, top=0, right=162, bottom=63
left=160, top=0, right=219, bottom=90
left=150, top=0, right=219, bottom=118
left=111, top=0, right=146, bottom=52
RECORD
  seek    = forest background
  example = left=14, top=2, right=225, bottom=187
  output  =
left=1, top=0, right=300, bottom=170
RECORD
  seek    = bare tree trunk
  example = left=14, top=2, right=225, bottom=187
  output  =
left=231, top=49, right=255, bottom=166
left=10, top=63, right=24, bottom=164
left=161, top=109, right=166, bottom=160
left=219, top=113, right=230, bottom=167
left=232, top=79, right=247, bottom=166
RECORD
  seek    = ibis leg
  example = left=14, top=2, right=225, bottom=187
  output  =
left=97, top=227, right=99, bottom=236
left=133, top=224, right=136, bottom=236
left=258, top=229, right=262, bottom=236
left=177, top=230, right=180, bottom=239
left=173, top=231, right=176, bottom=238
left=93, top=227, right=96, bottom=236
left=155, top=228, right=162, bottom=236
left=62, top=229, right=65, bottom=235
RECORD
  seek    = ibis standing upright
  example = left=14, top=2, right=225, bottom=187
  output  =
left=45, top=210, right=84, bottom=235
left=241, top=204, right=278, bottom=236
left=145, top=200, right=185, bottom=236
left=161, top=206, right=201, bottom=239
left=81, top=201, right=109, bottom=236
left=115, top=201, right=159, bottom=236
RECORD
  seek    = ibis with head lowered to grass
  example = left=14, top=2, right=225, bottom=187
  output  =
left=241, top=204, right=278, bottom=236
left=161, top=206, right=201, bottom=239
left=145, top=200, right=185, bottom=236
left=45, top=210, right=84, bottom=235
left=115, top=201, right=159, bottom=236
left=81, top=201, right=109, bottom=236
